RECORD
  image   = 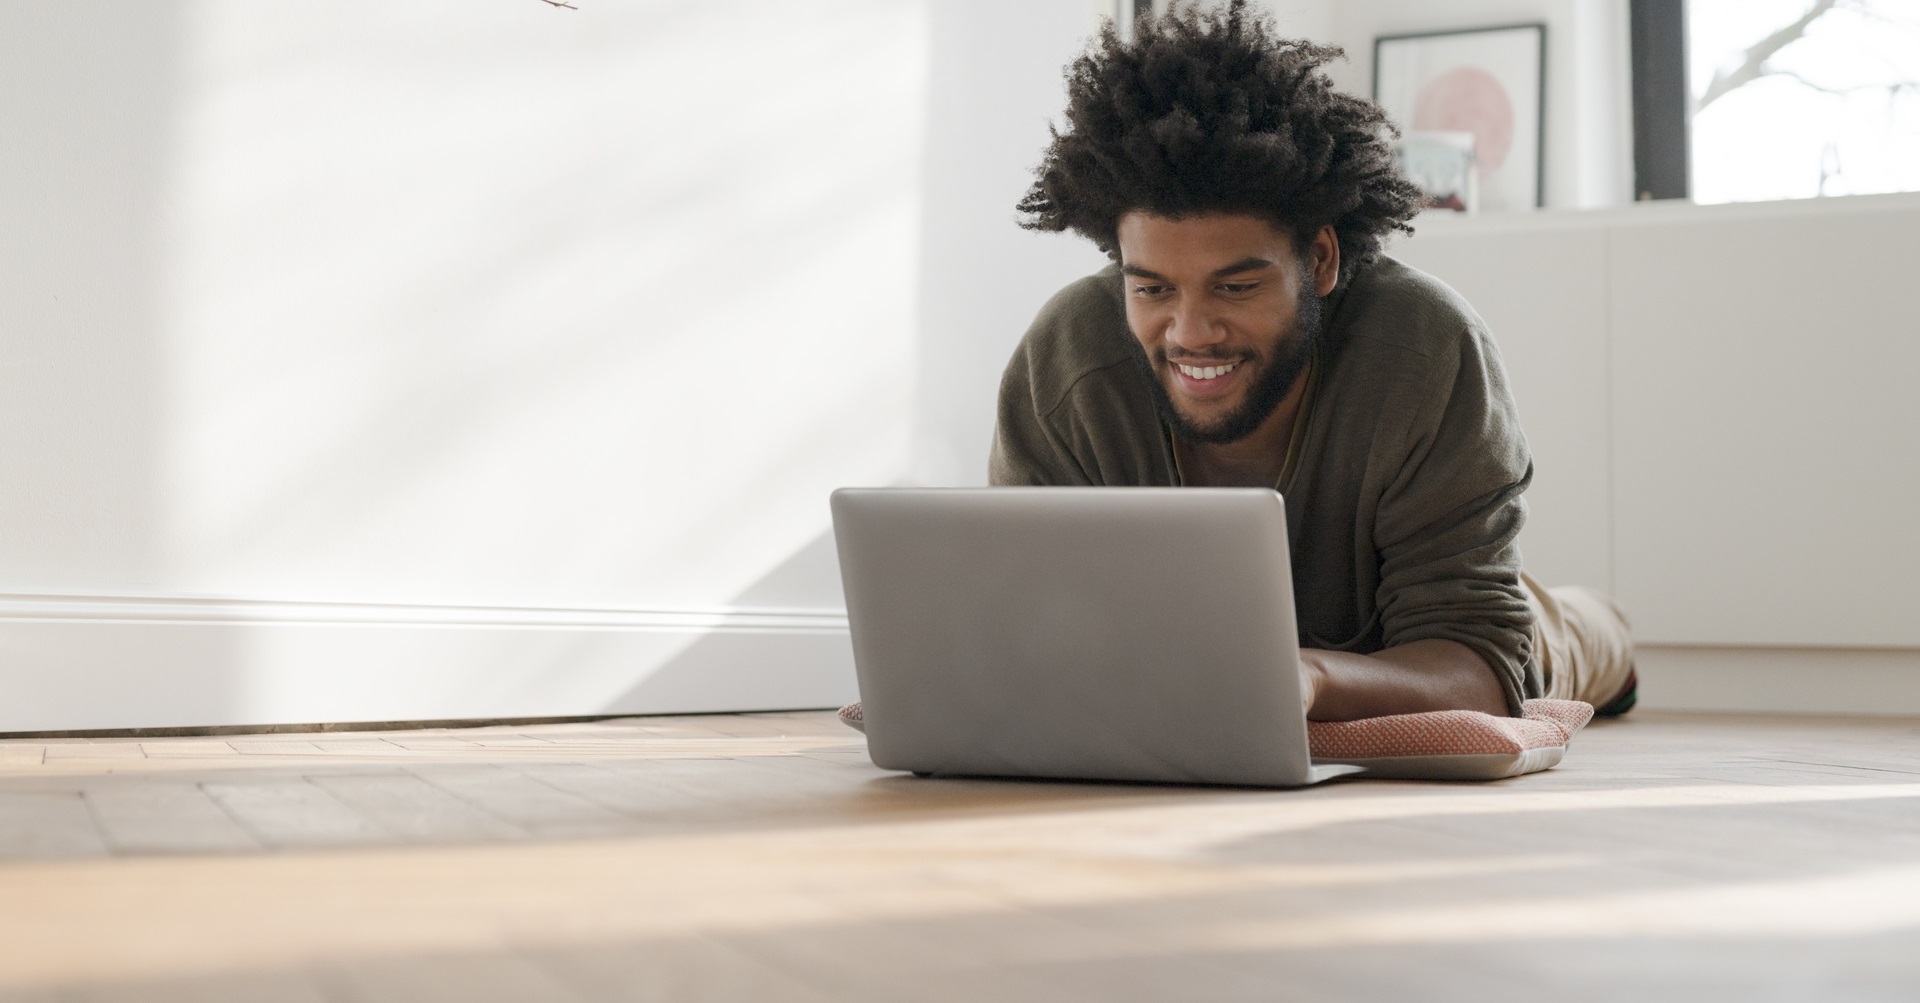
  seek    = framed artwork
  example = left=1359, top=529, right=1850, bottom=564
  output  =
left=1374, top=24, right=1546, bottom=212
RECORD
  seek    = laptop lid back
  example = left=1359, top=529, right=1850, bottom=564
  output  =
left=831, top=487, right=1338, bottom=787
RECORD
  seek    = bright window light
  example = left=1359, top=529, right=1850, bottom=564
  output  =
left=1689, top=0, right=1920, bottom=204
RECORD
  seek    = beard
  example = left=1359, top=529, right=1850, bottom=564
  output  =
left=1133, top=275, right=1324, bottom=446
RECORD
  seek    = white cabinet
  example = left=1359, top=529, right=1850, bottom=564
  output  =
left=1609, top=203, right=1920, bottom=646
left=1397, top=193, right=1920, bottom=648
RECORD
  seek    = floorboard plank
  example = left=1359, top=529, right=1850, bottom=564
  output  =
left=0, top=747, right=44, bottom=767
left=323, top=951, right=587, bottom=1003
left=0, top=791, right=111, bottom=858
left=407, top=765, right=627, bottom=836
left=201, top=779, right=389, bottom=848
left=306, top=774, right=525, bottom=843
left=83, top=783, right=260, bottom=854
left=43, top=743, right=144, bottom=761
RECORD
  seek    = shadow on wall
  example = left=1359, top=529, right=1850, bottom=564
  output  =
left=605, top=529, right=858, bottom=715
left=912, top=0, right=1112, bottom=487
left=0, top=3, right=246, bottom=724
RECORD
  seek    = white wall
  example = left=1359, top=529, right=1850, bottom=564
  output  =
left=1260, top=0, right=1334, bottom=41
left=0, top=0, right=928, bottom=729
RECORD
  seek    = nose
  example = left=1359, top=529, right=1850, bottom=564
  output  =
left=1165, top=295, right=1227, bottom=353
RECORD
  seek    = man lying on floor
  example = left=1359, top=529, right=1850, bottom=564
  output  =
left=990, top=0, right=1636, bottom=721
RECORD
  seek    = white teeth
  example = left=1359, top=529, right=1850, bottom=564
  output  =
left=1177, top=362, right=1237, bottom=380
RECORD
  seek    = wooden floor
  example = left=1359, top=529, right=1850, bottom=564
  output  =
left=1, top=710, right=1918, bottom=1001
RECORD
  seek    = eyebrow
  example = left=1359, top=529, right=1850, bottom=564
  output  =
left=1120, top=257, right=1278, bottom=282
left=1210, top=256, right=1278, bottom=278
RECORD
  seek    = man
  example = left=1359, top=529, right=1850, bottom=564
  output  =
left=991, top=1, right=1635, bottom=721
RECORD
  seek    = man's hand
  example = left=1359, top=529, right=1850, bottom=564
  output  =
left=1298, top=639, right=1510, bottom=721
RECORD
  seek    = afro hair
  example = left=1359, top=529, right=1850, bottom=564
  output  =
left=1018, top=0, right=1424, bottom=279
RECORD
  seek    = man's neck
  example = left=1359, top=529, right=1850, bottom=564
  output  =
left=1175, top=366, right=1311, bottom=488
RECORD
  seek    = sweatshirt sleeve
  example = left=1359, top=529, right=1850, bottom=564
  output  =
left=1370, top=322, right=1539, bottom=715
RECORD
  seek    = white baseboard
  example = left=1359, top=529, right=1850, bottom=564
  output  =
left=1636, top=645, right=1920, bottom=717
left=9, top=594, right=1914, bottom=732
left=0, top=594, right=856, bottom=733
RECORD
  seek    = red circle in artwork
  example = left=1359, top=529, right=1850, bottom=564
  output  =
left=1411, top=67, right=1515, bottom=173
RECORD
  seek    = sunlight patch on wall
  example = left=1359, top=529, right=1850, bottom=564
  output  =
left=156, top=0, right=927, bottom=610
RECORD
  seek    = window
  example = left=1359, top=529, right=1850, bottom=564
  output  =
left=1688, top=0, right=1920, bottom=203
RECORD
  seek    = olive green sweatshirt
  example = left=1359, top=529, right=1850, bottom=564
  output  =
left=988, top=255, right=1541, bottom=714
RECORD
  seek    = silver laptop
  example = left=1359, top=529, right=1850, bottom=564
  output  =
left=830, top=487, right=1361, bottom=787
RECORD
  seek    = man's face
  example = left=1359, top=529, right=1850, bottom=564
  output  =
left=1116, top=212, right=1334, bottom=444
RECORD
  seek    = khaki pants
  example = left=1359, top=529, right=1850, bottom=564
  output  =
left=1522, top=572, right=1637, bottom=706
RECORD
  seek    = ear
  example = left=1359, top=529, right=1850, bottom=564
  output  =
left=1312, top=225, right=1340, bottom=297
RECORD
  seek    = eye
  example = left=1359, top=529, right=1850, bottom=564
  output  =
left=1130, top=283, right=1170, bottom=298
left=1217, top=282, right=1259, bottom=295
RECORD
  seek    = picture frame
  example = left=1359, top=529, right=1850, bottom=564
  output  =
left=1374, top=24, right=1547, bottom=212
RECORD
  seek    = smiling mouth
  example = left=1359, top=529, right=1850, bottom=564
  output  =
left=1173, top=360, right=1239, bottom=381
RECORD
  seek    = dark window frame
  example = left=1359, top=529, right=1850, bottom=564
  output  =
left=1629, top=0, right=1690, bottom=200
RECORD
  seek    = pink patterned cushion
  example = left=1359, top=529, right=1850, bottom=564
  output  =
left=1307, top=699, right=1595, bottom=780
left=835, top=698, right=1593, bottom=781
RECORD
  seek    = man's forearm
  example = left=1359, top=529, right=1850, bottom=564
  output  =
left=1299, top=638, right=1510, bottom=721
